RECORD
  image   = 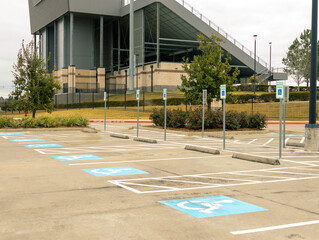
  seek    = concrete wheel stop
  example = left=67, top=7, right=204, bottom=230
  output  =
left=232, top=152, right=280, bottom=165
left=185, top=145, right=220, bottom=155
left=110, top=133, right=130, bottom=139
left=133, top=137, right=157, bottom=144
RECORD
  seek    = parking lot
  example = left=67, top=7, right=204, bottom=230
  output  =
left=1, top=123, right=319, bottom=240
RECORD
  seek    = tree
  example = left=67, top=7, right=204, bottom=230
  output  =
left=282, top=29, right=312, bottom=90
left=11, top=40, right=61, bottom=118
left=179, top=34, right=240, bottom=111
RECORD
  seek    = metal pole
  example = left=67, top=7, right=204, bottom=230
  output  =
left=164, top=97, right=167, bottom=141
left=202, top=95, right=205, bottom=138
left=107, top=91, right=110, bottom=110
left=137, top=97, right=140, bottom=137
left=283, top=101, right=287, bottom=148
left=129, top=0, right=134, bottom=90
left=79, top=92, right=81, bottom=110
left=269, top=42, right=272, bottom=92
left=279, top=99, right=283, bottom=159
left=104, top=92, right=106, bottom=131
left=309, top=0, right=318, bottom=124
left=125, top=70, right=127, bottom=110
left=92, top=92, right=94, bottom=109
left=223, top=99, right=226, bottom=150
left=143, top=91, right=145, bottom=112
left=253, top=35, right=257, bottom=113
left=151, top=65, right=154, bottom=92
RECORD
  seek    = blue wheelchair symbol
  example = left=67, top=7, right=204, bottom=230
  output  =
left=278, top=89, right=282, bottom=95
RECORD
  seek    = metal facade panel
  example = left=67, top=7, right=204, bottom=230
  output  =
left=28, top=0, right=69, bottom=33
left=69, top=0, right=121, bottom=16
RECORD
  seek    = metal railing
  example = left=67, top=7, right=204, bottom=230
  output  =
left=122, top=0, right=269, bottom=68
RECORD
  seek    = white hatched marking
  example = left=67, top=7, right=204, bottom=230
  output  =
left=300, top=137, right=305, bottom=143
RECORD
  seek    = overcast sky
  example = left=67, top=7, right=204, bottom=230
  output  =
left=0, top=0, right=314, bottom=97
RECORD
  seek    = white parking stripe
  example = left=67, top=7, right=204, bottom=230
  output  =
left=68, top=156, right=231, bottom=166
left=248, top=139, right=257, bottom=144
left=262, top=138, right=274, bottom=146
left=301, top=137, right=305, bottom=143
left=231, top=220, right=319, bottom=235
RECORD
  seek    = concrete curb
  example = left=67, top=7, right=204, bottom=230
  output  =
left=286, top=141, right=305, bottom=148
left=208, top=134, right=234, bottom=140
left=185, top=145, right=220, bottom=155
left=133, top=137, right=157, bottom=144
left=110, top=133, right=130, bottom=139
left=82, top=127, right=98, bottom=133
left=232, top=152, right=280, bottom=165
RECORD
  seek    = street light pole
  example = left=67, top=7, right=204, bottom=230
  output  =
left=252, top=35, right=257, bottom=113
left=269, top=42, right=272, bottom=92
left=253, top=35, right=257, bottom=95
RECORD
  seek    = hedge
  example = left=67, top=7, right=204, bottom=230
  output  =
left=0, top=116, right=89, bottom=128
left=150, top=108, right=267, bottom=130
left=227, top=91, right=318, bottom=104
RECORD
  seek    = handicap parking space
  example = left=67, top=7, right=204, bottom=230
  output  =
left=1, top=125, right=319, bottom=240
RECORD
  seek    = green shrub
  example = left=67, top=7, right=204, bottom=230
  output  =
left=258, top=93, right=276, bottom=102
left=225, top=111, right=240, bottom=130
left=205, top=110, right=223, bottom=129
left=249, top=113, right=267, bottom=129
left=168, top=109, right=187, bottom=128
left=36, top=116, right=57, bottom=128
left=186, top=108, right=203, bottom=130
left=20, top=117, right=37, bottom=128
left=238, top=112, right=250, bottom=128
left=149, top=108, right=165, bottom=127
left=0, top=117, right=19, bottom=128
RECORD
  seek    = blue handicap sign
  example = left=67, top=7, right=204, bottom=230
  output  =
left=222, top=90, right=225, bottom=96
left=278, top=89, right=282, bottom=96
left=51, top=154, right=103, bottom=161
left=24, top=144, right=63, bottom=148
left=160, top=196, right=267, bottom=218
left=81, top=167, right=148, bottom=177
left=11, top=139, right=44, bottom=142
left=0, top=133, right=24, bottom=136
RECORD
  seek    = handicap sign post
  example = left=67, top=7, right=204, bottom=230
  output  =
left=220, top=85, right=226, bottom=150
left=104, top=91, right=107, bottom=131
left=163, top=88, right=167, bottom=141
left=136, top=89, right=140, bottom=137
left=202, top=89, right=207, bottom=138
left=283, top=86, right=289, bottom=148
left=276, top=81, right=284, bottom=159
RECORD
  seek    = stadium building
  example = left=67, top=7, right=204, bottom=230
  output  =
left=28, top=0, right=287, bottom=95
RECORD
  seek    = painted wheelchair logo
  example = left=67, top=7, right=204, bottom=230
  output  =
left=177, top=200, right=234, bottom=214
left=91, top=168, right=133, bottom=176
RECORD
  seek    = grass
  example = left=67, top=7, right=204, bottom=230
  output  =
left=1, top=101, right=316, bottom=121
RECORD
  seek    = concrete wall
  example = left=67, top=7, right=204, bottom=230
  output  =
left=106, top=62, right=185, bottom=92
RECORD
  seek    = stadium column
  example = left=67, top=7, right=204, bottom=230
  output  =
left=118, top=20, right=121, bottom=73
left=157, top=2, right=160, bottom=68
left=100, top=16, right=104, bottom=68
left=70, top=13, right=74, bottom=66
left=129, top=0, right=135, bottom=90
left=54, top=21, right=57, bottom=70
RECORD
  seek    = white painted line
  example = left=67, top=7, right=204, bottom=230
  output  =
left=301, top=137, right=305, bottom=143
left=233, top=140, right=240, bottom=144
left=2, top=136, right=8, bottom=139
left=262, top=138, right=274, bottom=146
left=281, top=159, right=319, bottom=166
left=108, top=181, right=142, bottom=194
left=248, top=139, right=257, bottom=144
left=68, top=156, right=232, bottom=166
left=231, top=220, right=319, bottom=235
